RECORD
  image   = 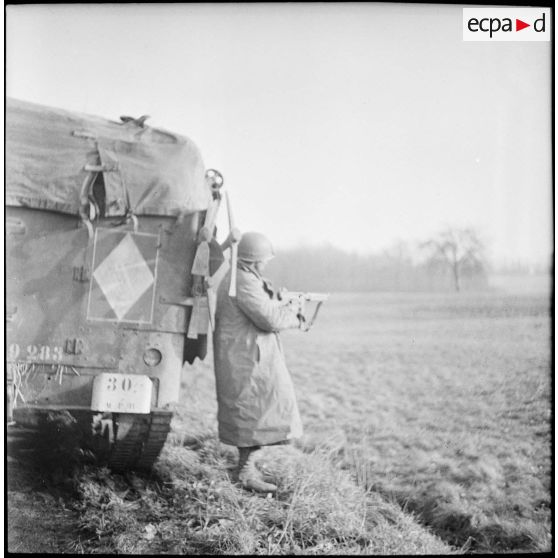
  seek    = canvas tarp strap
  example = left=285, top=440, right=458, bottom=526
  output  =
left=97, top=138, right=209, bottom=217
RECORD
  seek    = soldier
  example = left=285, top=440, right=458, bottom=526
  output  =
left=213, top=232, right=304, bottom=492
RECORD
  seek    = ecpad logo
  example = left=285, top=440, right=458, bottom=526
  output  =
left=463, top=8, right=550, bottom=41
left=468, top=14, right=545, bottom=37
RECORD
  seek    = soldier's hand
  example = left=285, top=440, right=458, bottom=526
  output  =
left=229, top=227, right=242, bottom=244
left=220, top=228, right=242, bottom=251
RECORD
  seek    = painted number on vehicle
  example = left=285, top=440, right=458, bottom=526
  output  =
left=106, top=377, right=133, bottom=392
left=91, top=373, right=152, bottom=414
left=8, top=343, right=64, bottom=362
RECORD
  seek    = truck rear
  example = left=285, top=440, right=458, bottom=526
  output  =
left=6, top=98, right=216, bottom=469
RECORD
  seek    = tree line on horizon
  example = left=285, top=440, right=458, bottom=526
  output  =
left=265, top=227, right=490, bottom=293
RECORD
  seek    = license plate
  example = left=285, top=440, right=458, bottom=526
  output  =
left=91, top=373, right=152, bottom=414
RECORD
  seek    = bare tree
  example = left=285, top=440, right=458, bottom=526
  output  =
left=421, top=228, right=486, bottom=292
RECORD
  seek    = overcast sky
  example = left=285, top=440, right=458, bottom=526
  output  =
left=6, top=3, right=552, bottom=267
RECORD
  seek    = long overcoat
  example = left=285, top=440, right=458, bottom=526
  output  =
left=213, top=266, right=303, bottom=447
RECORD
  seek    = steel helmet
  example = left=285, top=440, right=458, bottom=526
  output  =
left=238, top=232, right=275, bottom=262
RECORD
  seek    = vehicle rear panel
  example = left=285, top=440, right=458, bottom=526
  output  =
left=7, top=207, right=201, bottom=417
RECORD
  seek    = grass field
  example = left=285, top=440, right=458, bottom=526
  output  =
left=176, top=290, right=552, bottom=553
left=9, top=289, right=551, bottom=554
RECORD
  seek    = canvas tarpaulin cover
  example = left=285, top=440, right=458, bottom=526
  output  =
left=6, top=98, right=211, bottom=216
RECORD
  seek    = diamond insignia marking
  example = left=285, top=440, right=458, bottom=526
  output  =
left=93, top=233, right=155, bottom=320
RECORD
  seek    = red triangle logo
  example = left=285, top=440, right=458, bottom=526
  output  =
left=516, top=19, right=530, bottom=31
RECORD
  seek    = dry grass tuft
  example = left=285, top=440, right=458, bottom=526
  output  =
left=72, top=433, right=454, bottom=555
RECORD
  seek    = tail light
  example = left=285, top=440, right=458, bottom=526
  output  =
left=143, top=348, right=162, bottom=367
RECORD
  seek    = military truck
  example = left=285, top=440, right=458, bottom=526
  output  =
left=6, top=98, right=223, bottom=469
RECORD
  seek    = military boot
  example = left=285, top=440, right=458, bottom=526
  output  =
left=237, top=446, right=277, bottom=493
